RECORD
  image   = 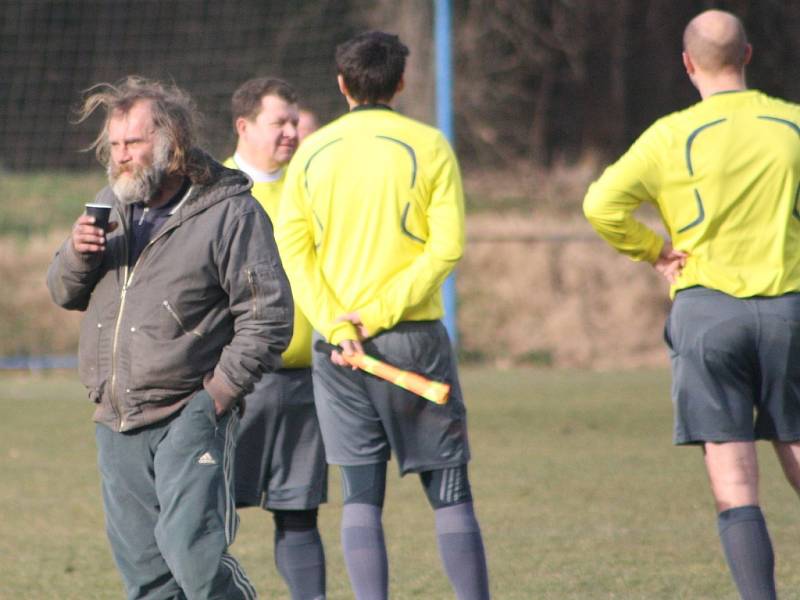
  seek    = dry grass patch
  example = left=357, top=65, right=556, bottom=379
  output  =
left=0, top=231, right=81, bottom=355
left=460, top=214, right=672, bottom=368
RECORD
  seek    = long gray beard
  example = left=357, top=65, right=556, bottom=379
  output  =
left=108, top=139, right=171, bottom=206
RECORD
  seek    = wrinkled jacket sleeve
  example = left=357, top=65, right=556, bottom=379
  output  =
left=46, top=236, right=104, bottom=311
left=204, top=196, right=294, bottom=412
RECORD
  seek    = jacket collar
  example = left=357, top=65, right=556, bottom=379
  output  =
left=104, top=148, right=252, bottom=222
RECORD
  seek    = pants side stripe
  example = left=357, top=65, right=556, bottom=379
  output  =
left=223, top=414, right=238, bottom=544
left=221, top=553, right=257, bottom=599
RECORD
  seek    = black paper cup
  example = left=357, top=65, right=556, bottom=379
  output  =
left=85, top=203, right=112, bottom=231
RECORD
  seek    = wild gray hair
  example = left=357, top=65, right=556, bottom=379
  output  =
left=76, top=76, right=210, bottom=181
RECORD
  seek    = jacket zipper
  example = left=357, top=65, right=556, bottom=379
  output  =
left=247, top=269, right=258, bottom=317
left=108, top=204, right=189, bottom=431
left=109, top=209, right=130, bottom=431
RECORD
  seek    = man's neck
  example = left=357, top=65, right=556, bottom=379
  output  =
left=696, top=72, right=748, bottom=100
left=234, top=146, right=280, bottom=175
left=149, top=173, right=186, bottom=209
left=346, top=97, right=394, bottom=111
left=233, top=151, right=284, bottom=183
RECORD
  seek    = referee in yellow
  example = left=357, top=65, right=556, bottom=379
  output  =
left=584, top=10, right=800, bottom=600
left=277, top=31, right=490, bottom=600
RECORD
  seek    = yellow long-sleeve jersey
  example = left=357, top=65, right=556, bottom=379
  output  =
left=584, top=90, right=800, bottom=297
left=276, top=106, right=465, bottom=345
left=224, top=157, right=312, bottom=367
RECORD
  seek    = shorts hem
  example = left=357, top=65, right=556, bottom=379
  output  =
left=757, top=432, right=800, bottom=443
left=674, top=434, right=754, bottom=446
left=399, top=459, right=470, bottom=477
left=234, top=492, right=261, bottom=509
left=326, top=457, right=470, bottom=476
left=325, top=455, right=391, bottom=467
left=262, top=499, right=326, bottom=511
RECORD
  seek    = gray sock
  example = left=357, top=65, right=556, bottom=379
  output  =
left=718, top=505, right=776, bottom=600
left=435, top=502, right=490, bottom=600
left=341, top=503, right=388, bottom=600
left=274, top=528, right=326, bottom=600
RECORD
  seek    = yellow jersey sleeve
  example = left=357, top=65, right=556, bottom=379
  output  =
left=277, top=155, right=351, bottom=343
left=583, top=123, right=666, bottom=264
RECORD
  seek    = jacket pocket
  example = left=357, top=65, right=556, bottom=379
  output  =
left=162, top=299, right=204, bottom=338
left=127, top=299, right=208, bottom=393
left=245, top=263, right=290, bottom=322
left=168, top=391, right=217, bottom=454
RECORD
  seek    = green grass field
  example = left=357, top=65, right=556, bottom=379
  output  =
left=2, top=368, right=799, bottom=599
left=0, top=171, right=106, bottom=237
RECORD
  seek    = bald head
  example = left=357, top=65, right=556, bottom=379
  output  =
left=683, top=10, right=749, bottom=73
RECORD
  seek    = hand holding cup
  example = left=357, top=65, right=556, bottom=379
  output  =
left=72, top=203, right=116, bottom=254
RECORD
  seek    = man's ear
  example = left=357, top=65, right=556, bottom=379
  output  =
left=235, top=116, right=249, bottom=137
left=337, top=74, right=348, bottom=97
left=743, top=43, right=752, bottom=66
left=682, top=51, right=695, bottom=76
left=395, top=75, right=405, bottom=95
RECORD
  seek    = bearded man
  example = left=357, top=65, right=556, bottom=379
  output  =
left=47, top=76, right=294, bottom=600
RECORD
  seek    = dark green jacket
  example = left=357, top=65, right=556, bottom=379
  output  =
left=47, top=151, right=293, bottom=432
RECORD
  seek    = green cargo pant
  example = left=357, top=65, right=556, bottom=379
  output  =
left=96, top=390, right=256, bottom=599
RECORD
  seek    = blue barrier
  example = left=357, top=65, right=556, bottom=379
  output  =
left=0, top=355, right=78, bottom=370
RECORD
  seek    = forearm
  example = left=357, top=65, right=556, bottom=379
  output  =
left=584, top=204, right=664, bottom=263
left=356, top=251, right=458, bottom=337
left=46, top=237, right=102, bottom=310
left=288, top=251, right=352, bottom=343
left=206, top=310, right=293, bottom=410
left=582, top=120, right=669, bottom=263
left=583, top=172, right=664, bottom=264
left=276, top=205, right=352, bottom=343
left=213, top=203, right=295, bottom=410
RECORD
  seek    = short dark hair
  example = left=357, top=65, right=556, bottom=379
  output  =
left=231, top=77, right=298, bottom=128
left=335, top=31, right=409, bottom=104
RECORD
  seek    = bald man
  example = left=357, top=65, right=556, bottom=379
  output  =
left=585, top=10, right=800, bottom=600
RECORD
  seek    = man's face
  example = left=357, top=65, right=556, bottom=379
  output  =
left=106, top=100, right=170, bottom=205
left=239, top=95, right=299, bottom=171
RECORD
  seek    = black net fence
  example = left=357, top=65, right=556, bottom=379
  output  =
left=0, top=0, right=382, bottom=170
left=1, top=1, right=798, bottom=173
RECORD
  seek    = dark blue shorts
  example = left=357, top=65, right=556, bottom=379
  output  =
left=235, top=367, right=327, bottom=510
left=665, top=287, right=800, bottom=445
left=312, top=321, right=471, bottom=475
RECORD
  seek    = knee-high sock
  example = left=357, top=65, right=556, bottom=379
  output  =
left=275, top=527, right=326, bottom=600
left=718, top=505, right=776, bottom=600
left=341, top=503, right=388, bottom=600
left=435, top=502, right=490, bottom=600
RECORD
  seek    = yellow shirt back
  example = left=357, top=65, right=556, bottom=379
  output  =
left=276, top=107, right=465, bottom=344
left=584, top=90, right=800, bottom=297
